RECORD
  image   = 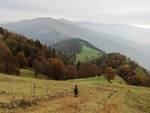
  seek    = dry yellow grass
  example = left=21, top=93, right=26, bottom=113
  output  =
left=0, top=73, right=150, bottom=113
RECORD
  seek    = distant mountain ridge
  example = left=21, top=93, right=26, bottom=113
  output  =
left=1, top=17, right=150, bottom=70
left=75, top=22, right=150, bottom=45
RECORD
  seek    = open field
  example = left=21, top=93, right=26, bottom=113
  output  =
left=0, top=73, right=150, bottom=113
left=76, top=44, right=103, bottom=63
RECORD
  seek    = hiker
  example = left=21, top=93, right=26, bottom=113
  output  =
left=74, top=85, right=79, bottom=97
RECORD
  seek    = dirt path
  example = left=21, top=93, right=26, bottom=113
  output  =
left=100, top=89, right=127, bottom=113
left=7, top=86, right=127, bottom=113
left=100, top=90, right=121, bottom=113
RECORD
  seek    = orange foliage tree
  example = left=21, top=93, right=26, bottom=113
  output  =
left=65, top=65, right=77, bottom=79
left=16, top=52, right=28, bottom=68
left=78, top=64, right=101, bottom=78
left=105, top=67, right=115, bottom=83
left=0, top=43, right=16, bottom=74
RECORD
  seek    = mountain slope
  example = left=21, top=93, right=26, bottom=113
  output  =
left=75, top=22, right=150, bottom=45
left=1, top=18, right=124, bottom=47
left=54, top=38, right=104, bottom=63
left=75, top=22, right=150, bottom=65
left=1, top=18, right=150, bottom=70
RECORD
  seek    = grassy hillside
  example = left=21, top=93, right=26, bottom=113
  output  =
left=76, top=43, right=103, bottom=63
left=0, top=73, right=150, bottom=113
left=54, top=38, right=104, bottom=63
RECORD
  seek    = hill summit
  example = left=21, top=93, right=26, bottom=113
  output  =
left=53, top=38, right=104, bottom=63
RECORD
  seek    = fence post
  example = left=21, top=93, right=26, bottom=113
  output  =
left=32, top=83, right=36, bottom=97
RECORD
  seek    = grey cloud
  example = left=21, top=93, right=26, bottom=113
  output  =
left=0, top=0, right=150, bottom=26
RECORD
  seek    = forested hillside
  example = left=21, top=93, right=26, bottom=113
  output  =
left=0, top=27, right=71, bottom=79
left=95, top=53, right=150, bottom=86
left=2, top=18, right=150, bottom=70
left=54, top=38, right=104, bottom=63
left=0, top=27, right=150, bottom=87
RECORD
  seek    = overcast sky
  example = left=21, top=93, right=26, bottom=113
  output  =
left=0, top=0, right=150, bottom=27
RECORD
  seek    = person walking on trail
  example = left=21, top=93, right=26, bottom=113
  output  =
left=74, top=85, right=79, bottom=97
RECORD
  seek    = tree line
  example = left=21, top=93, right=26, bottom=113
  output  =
left=0, top=27, right=150, bottom=87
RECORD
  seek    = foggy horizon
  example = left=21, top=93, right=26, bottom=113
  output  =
left=1, top=16, right=150, bottom=29
left=1, top=0, right=150, bottom=45
left=1, top=0, right=150, bottom=27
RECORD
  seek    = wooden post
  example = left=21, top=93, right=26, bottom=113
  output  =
left=32, top=83, right=36, bottom=97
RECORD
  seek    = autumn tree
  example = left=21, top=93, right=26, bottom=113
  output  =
left=0, top=43, right=16, bottom=74
left=117, top=65, right=135, bottom=84
left=50, top=58, right=66, bottom=80
left=78, top=64, right=100, bottom=78
left=35, top=40, right=42, bottom=49
left=97, top=53, right=127, bottom=69
left=65, top=65, right=77, bottom=79
left=16, top=52, right=28, bottom=68
left=32, top=59, right=43, bottom=77
left=0, top=27, right=4, bottom=35
left=105, top=67, right=115, bottom=83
